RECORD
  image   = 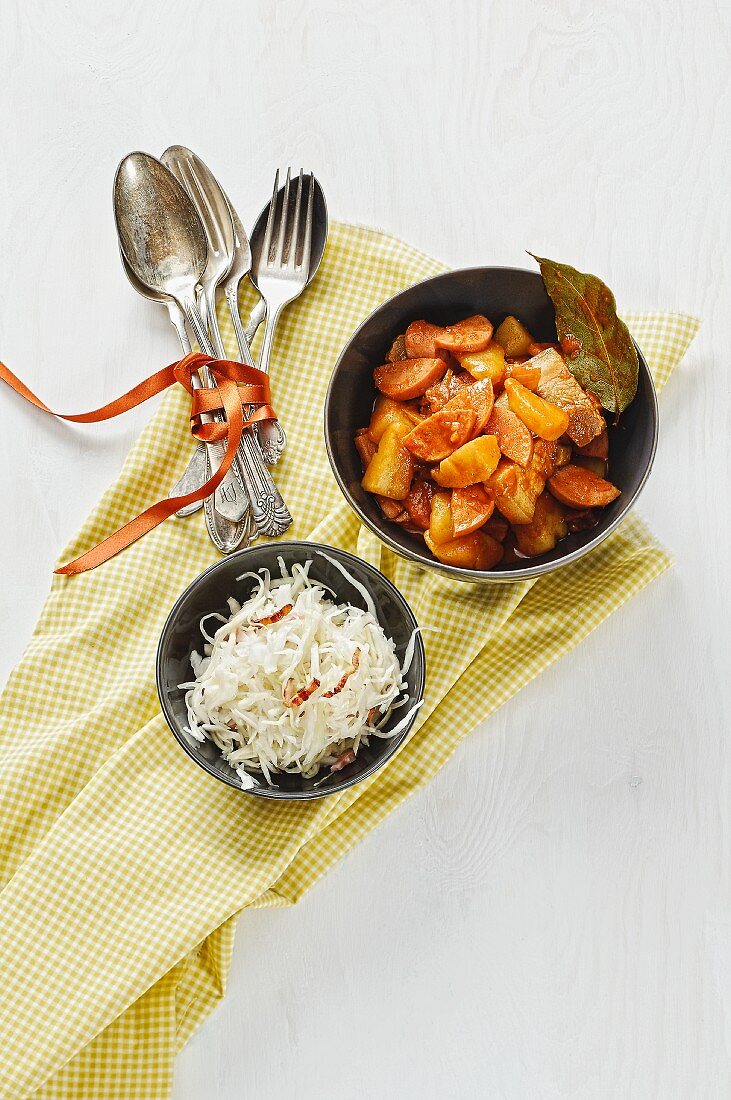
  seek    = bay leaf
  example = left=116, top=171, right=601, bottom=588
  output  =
left=529, top=253, right=639, bottom=414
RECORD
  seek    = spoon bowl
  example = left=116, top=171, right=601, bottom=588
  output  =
left=114, top=152, right=208, bottom=303
left=114, top=150, right=253, bottom=527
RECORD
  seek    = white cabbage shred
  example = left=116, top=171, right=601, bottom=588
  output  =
left=180, top=558, right=416, bottom=786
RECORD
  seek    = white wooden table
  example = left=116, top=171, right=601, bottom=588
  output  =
left=1, top=2, right=729, bottom=1096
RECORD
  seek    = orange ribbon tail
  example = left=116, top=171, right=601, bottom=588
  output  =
left=0, top=352, right=277, bottom=575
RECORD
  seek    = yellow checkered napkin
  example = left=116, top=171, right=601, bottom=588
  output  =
left=0, top=222, right=698, bottom=1098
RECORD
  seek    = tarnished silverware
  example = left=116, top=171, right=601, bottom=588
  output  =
left=249, top=171, right=323, bottom=465
left=167, top=169, right=328, bottom=500
left=117, top=248, right=249, bottom=552
left=248, top=171, right=328, bottom=323
left=161, top=146, right=234, bottom=359
left=222, top=192, right=286, bottom=464
left=113, top=151, right=251, bottom=527
left=160, top=147, right=292, bottom=538
left=162, top=147, right=284, bottom=463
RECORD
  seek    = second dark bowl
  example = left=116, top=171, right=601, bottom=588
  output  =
left=156, top=542, right=426, bottom=800
left=324, top=266, right=658, bottom=582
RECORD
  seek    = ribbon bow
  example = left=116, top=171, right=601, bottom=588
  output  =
left=0, top=352, right=277, bottom=575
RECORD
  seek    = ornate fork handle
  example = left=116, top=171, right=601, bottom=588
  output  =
left=188, top=297, right=292, bottom=538
left=235, top=426, right=292, bottom=536
left=226, top=288, right=287, bottom=466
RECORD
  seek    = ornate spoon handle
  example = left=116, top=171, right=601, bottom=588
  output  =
left=187, top=297, right=292, bottom=538
left=183, top=300, right=253, bottom=524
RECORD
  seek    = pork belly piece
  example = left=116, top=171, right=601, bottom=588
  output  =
left=533, top=348, right=605, bottom=448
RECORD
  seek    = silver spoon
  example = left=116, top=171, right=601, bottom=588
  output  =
left=158, top=147, right=291, bottom=538
left=113, top=151, right=251, bottom=528
left=160, top=146, right=234, bottom=359
left=118, top=251, right=249, bottom=552
left=167, top=175, right=327, bottom=497
left=162, top=148, right=285, bottom=462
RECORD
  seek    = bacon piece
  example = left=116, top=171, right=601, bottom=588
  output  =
left=441, top=378, right=494, bottom=436
left=564, top=508, right=601, bottom=533
left=283, top=678, right=320, bottom=707
left=254, top=603, right=293, bottom=626
left=533, top=349, right=605, bottom=447
left=421, top=369, right=473, bottom=414
left=323, top=649, right=361, bottom=698
left=331, top=748, right=356, bottom=772
left=375, top=496, right=407, bottom=522
left=576, top=429, right=609, bottom=461
left=386, top=334, right=408, bottom=362
left=355, top=428, right=377, bottom=470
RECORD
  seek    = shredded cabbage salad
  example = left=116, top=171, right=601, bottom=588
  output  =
left=180, top=554, right=420, bottom=788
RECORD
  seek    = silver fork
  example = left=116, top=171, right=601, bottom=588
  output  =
left=162, top=147, right=292, bottom=538
left=160, top=146, right=250, bottom=525
left=251, top=169, right=314, bottom=464
left=222, top=192, right=286, bottom=464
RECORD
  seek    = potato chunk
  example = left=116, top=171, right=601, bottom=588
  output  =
left=513, top=491, right=567, bottom=556
left=505, top=362, right=541, bottom=390
left=494, top=315, right=535, bottom=358
left=424, top=530, right=503, bottom=570
left=403, top=407, right=476, bottom=462
left=428, top=490, right=454, bottom=545
left=361, top=425, right=414, bottom=500
left=455, top=343, right=506, bottom=388
left=433, top=435, right=501, bottom=488
left=369, top=395, right=422, bottom=442
left=547, top=464, right=620, bottom=509
left=374, top=357, right=448, bottom=399
left=504, top=378, right=570, bottom=441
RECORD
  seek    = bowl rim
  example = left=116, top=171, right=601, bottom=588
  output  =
left=156, top=539, right=427, bottom=800
left=324, top=265, right=659, bottom=583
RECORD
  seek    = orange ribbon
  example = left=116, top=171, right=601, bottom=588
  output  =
left=0, top=352, right=277, bottom=575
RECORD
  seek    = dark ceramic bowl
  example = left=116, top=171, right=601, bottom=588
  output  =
left=325, top=266, right=658, bottom=582
left=156, top=541, right=426, bottom=800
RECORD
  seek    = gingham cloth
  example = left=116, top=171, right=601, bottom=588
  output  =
left=0, top=222, right=698, bottom=1098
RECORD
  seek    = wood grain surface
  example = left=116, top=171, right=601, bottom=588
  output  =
left=0, top=1, right=729, bottom=1096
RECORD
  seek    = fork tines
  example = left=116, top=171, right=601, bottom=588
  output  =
left=262, top=168, right=314, bottom=270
